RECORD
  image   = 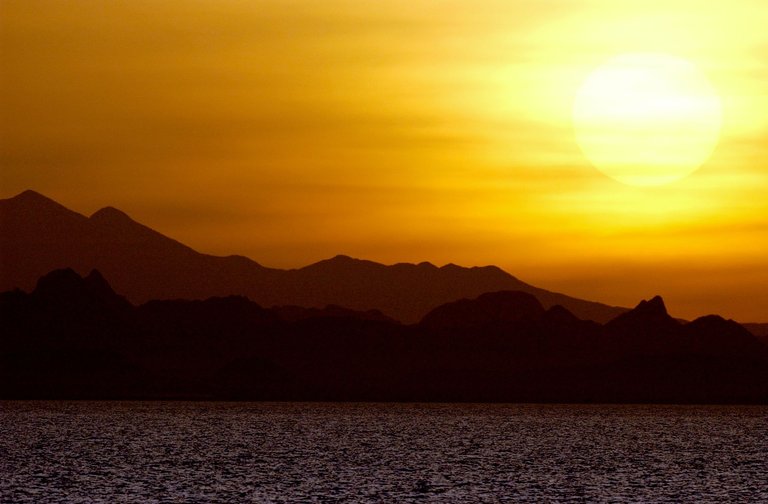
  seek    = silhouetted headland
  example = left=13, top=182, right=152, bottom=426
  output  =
left=1, top=269, right=766, bottom=403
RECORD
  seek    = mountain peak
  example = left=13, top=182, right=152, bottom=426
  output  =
left=606, top=294, right=678, bottom=333
left=13, top=189, right=49, bottom=202
left=329, top=254, right=355, bottom=262
left=34, top=268, right=84, bottom=295
left=302, top=254, right=381, bottom=272
left=634, top=295, right=668, bottom=317
left=33, top=268, right=128, bottom=310
left=2, top=189, right=80, bottom=217
left=90, top=206, right=134, bottom=224
left=84, top=269, right=117, bottom=296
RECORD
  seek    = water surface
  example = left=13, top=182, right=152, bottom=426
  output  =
left=1, top=402, right=766, bottom=502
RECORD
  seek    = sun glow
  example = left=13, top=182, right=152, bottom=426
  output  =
left=3, top=1, right=768, bottom=320
left=573, top=53, right=722, bottom=186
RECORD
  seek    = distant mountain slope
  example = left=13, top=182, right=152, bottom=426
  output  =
left=0, top=190, right=629, bottom=323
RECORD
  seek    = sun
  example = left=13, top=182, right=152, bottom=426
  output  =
left=573, top=53, right=722, bottom=187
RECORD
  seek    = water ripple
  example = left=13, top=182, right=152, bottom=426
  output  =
left=1, top=402, right=767, bottom=503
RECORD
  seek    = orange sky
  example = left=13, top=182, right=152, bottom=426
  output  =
left=1, top=0, right=767, bottom=321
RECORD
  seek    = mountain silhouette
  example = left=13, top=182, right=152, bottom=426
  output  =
left=420, top=291, right=545, bottom=329
left=2, top=269, right=766, bottom=403
left=604, top=295, right=680, bottom=350
left=0, top=190, right=629, bottom=323
left=743, top=323, right=768, bottom=342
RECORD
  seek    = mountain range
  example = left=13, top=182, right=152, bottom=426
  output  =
left=0, top=190, right=632, bottom=323
left=2, top=268, right=766, bottom=402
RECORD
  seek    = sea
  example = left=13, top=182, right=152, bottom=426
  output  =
left=1, top=402, right=766, bottom=503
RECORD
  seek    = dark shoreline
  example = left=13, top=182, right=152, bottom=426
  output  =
left=3, top=269, right=768, bottom=405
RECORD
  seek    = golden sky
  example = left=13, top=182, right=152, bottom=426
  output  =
left=1, top=0, right=767, bottom=321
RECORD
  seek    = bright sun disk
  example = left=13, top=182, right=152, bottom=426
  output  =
left=572, top=53, right=722, bottom=187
